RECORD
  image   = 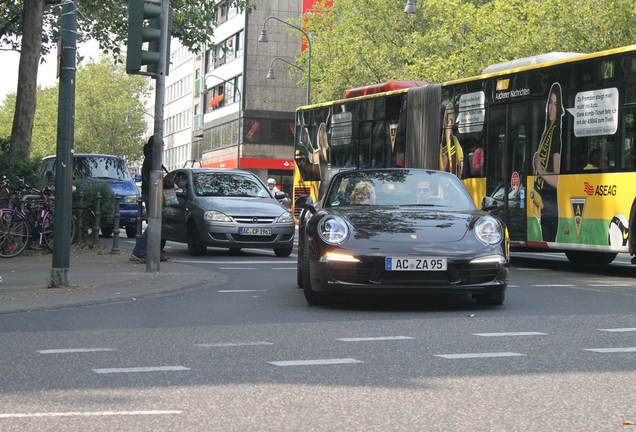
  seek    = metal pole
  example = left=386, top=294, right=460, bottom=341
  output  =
left=146, top=0, right=170, bottom=272
left=51, top=0, right=77, bottom=287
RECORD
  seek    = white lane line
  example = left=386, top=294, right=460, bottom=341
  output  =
left=92, top=366, right=190, bottom=374
left=38, top=348, right=116, bottom=354
left=584, top=347, right=636, bottom=353
left=532, top=284, right=575, bottom=287
left=196, top=342, right=273, bottom=347
left=0, top=411, right=181, bottom=418
left=218, top=289, right=266, bottom=293
left=272, top=267, right=296, bottom=270
left=515, top=268, right=545, bottom=271
left=588, top=284, right=634, bottom=287
left=219, top=267, right=257, bottom=270
left=599, top=328, right=636, bottom=332
left=338, top=336, right=415, bottom=342
left=269, top=358, right=363, bottom=366
left=435, top=352, right=526, bottom=359
left=473, top=332, right=547, bottom=337
left=178, top=260, right=293, bottom=264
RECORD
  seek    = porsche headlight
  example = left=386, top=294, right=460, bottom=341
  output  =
left=204, top=210, right=232, bottom=222
left=317, top=215, right=349, bottom=245
left=475, top=215, right=503, bottom=245
left=277, top=212, right=294, bottom=223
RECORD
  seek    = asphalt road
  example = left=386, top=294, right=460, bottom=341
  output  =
left=1, top=243, right=635, bottom=431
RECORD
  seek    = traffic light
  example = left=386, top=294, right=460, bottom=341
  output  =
left=146, top=8, right=172, bottom=76
left=126, top=0, right=170, bottom=76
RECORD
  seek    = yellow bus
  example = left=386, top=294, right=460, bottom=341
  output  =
left=293, top=45, right=636, bottom=266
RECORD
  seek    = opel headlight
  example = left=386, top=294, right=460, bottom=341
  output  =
left=205, top=210, right=232, bottom=222
left=475, top=215, right=503, bottom=245
left=317, top=215, right=349, bottom=245
left=277, top=212, right=294, bottom=223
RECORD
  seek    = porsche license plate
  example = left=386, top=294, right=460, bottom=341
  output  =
left=385, top=257, right=447, bottom=271
left=240, top=227, right=271, bottom=236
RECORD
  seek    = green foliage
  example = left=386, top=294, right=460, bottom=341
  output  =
left=300, top=0, right=636, bottom=103
left=0, top=136, right=42, bottom=187
left=1, top=55, right=151, bottom=162
left=72, top=179, right=115, bottom=226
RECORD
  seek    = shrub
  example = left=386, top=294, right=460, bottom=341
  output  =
left=72, top=179, right=115, bottom=227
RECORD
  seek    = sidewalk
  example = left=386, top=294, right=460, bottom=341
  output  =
left=0, top=244, right=226, bottom=314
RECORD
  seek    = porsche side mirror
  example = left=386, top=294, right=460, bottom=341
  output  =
left=481, top=196, right=499, bottom=211
left=295, top=195, right=317, bottom=214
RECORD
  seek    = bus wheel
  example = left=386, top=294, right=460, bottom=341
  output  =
left=565, top=250, right=617, bottom=266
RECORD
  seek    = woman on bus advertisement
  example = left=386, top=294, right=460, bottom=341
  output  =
left=530, top=82, right=564, bottom=242
left=439, top=103, right=464, bottom=178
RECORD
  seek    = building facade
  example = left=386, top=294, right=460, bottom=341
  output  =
left=160, top=0, right=307, bottom=195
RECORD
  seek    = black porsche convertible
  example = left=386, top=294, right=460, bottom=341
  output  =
left=295, top=168, right=509, bottom=306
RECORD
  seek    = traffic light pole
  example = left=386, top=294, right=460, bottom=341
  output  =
left=146, top=0, right=170, bottom=272
left=51, top=0, right=77, bottom=286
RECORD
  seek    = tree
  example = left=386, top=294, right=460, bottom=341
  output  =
left=0, top=55, right=151, bottom=162
left=299, top=0, right=636, bottom=103
left=0, top=0, right=251, bottom=158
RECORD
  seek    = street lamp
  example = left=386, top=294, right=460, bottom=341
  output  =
left=404, top=0, right=416, bottom=14
left=266, top=57, right=304, bottom=81
left=258, top=16, right=312, bottom=105
left=201, top=74, right=242, bottom=168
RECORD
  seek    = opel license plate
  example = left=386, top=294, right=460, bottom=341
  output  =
left=240, top=227, right=271, bottom=236
left=385, top=257, right=447, bottom=271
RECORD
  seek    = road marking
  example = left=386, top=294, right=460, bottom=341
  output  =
left=532, top=284, right=575, bottom=287
left=599, top=328, right=636, bottom=332
left=515, top=268, right=545, bottom=271
left=0, top=411, right=181, bottom=418
left=38, top=348, right=116, bottom=354
left=272, top=267, right=296, bottom=270
left=588, top=284, right=633, bottom=287
left=196, top=342, right=273, bottom=347
left=584, top=347, right=636, bottom=353
left=269, top=358, right=363, bottom=366
left=218, top=289, right=267, bottom=293
left=219, top=267, right=257, bottom=270
left=435, top=352, right=526, bottom=359
left=92, top=366, right=190, bottom=374
left=178, top=260, right=294, bottom=264
left=337, top=336, right=414, bottom=342
left=473, top=332, right=547, bottom=337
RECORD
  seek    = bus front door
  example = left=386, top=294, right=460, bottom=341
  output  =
left=487, top=103, right=528, bottom=241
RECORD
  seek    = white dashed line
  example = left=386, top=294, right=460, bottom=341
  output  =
left=338, top=336, right=415, bottom=342
left=38, top=348, right=116, bottom=354
left=473, top=332, right=547, bottom=337
left=599, top=328, right=636, bottom=332
left=218, top=289, right=267, bottom=292
left=0, top=411, right=182, bottom=419
left=92, top=366, right=190, bottom=374
left=584, top=347, right=636, bottom=353
left=435, top=352, right=526, bottom=359
left=196, top=342, right=273, bottom=347
left=269, top=358, right=363, bottom=366
left=532, top=284, right=575, bottom=287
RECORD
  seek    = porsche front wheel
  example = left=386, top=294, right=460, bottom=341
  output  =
left=301, top=240, right=334, bottom=306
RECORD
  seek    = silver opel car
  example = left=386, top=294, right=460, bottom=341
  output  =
left=161, top=168, right=295, bottom=256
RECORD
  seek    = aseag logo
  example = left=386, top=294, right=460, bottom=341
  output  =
left=583, top=181, right=617, bottom=196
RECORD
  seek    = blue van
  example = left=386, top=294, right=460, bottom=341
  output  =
left=41, top=154, right=141, bottom=238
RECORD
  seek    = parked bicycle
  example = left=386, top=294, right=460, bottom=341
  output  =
left=0, top=176, right=76, bottom=258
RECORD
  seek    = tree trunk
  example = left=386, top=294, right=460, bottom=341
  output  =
left=12, top=0, right=46, bottom=158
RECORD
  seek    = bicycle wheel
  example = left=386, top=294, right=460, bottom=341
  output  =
left=71, top=205, right=95, bottom=244
left=0, top=208, right=31, bottom=258
left=42, top=211, right=76, bottom=251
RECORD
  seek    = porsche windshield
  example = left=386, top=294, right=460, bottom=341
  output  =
left=193, top=172, right=269, bottom=197
left=325, top=169, right=475, bottom=209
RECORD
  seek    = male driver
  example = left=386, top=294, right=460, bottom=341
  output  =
left=416, top=180, right=433, bottom=204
